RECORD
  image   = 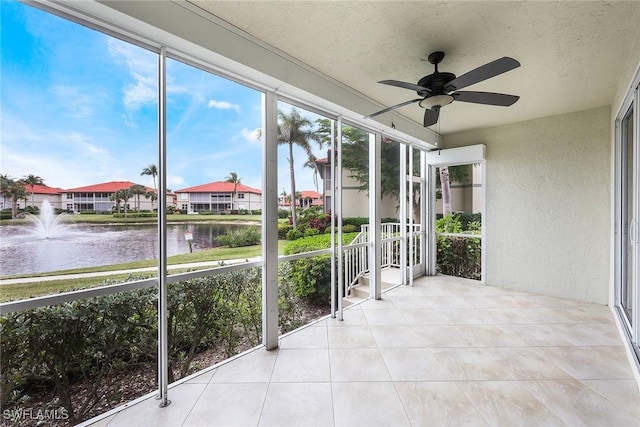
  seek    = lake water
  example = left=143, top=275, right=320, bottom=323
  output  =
left=0, top=222, right=249, bottom=276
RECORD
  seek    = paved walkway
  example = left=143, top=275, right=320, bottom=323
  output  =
left=0, top=257, right=262, bottom=286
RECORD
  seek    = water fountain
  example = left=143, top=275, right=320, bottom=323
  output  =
left=27, top=200, right=68, bottom=239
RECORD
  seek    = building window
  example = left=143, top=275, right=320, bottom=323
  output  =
left=238, top=193, right=245, bottom=199
left=66, top=193, right=73, bottom=199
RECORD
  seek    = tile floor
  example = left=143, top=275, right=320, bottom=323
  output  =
left=88, top=276, right=640, bottom=426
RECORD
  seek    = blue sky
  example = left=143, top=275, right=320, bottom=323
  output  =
left=0, top=1, right=326, bottom=193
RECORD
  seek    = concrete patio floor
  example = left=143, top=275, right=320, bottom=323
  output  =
left=87, top=275, right=639, bottom=426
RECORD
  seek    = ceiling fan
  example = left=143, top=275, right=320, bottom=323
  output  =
left=365, top=51, right=521, bottom=127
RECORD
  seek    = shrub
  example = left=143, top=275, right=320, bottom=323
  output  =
left=286, top=228, right=303, bottom=241
left=303, top=228, right=319, bottom=237
left=0, top=270, right=303, bottom=424
left=79, top=211, right=97, bottom=215
left=278, top=224, right=293, bottom=240
left=342, top=224, right=357, bottom=233
left=217, top=226, right=261, bottom=247
left=282, top=233, right=358, bottom=305
left=277, top=209, right=289, bottom=219
left=435, top=214, right=481, bottom=280
left=251, top=210, right=262, bottom=215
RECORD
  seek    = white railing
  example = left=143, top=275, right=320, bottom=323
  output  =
left=343, top=223, right=421, bottom=297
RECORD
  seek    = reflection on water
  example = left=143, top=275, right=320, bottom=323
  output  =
left=0, top=223, right=248, bottom=276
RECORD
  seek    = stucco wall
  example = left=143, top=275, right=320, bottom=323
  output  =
left=443, top=106, right=611, bottom=304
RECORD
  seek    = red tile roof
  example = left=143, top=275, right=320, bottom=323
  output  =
left=299, top=190, right=321, bottom=199
left=176, top=181, right=261, bottom=194
left=27, top=184, right=64, bottom=195
left=65, top=181, right=153, bottom=193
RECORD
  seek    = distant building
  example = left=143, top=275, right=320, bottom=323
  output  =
left=175, top=181, right=262, bottom=213
left=0, top=184, right=65, bottom=211
left=62, top=181, right=155, bottom=213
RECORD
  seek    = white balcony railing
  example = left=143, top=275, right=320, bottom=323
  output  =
left=342, top=223, right=421, bottom=297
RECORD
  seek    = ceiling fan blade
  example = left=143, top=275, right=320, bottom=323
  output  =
left=423, top=108, right=439, bottom=127
left=364, top=98, right=422, bottom=119
left=453, top=91, right=519, bottom=106
left=444, top=57, right=520, bottom=92
left=379, top=80, right=431, bottom=93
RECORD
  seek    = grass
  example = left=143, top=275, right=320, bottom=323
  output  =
left=0, top=241, right=290, bottom=302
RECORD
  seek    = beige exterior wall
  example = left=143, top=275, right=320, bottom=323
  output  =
left=443, top=106, right=611, bottom=304
left=341, top=174, right=398, bottom=219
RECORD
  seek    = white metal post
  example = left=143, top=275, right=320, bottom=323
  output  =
left=262, top=91, right=279, bottom=350
left=330, top=119, right=336, bottom=318
left=399, top=144, right=407, bottom=285
left=420, top=150, right=427, bottom=277
left=369, top=133, right=381, bottom=299
left=337, top=117, right=344, bottom=320
left=157, top=46, right=170, bottom=408
left=408, top=145, right=414, bottom=285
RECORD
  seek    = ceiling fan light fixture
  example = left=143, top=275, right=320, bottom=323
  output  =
left=419, top=94, right=454, bottom=109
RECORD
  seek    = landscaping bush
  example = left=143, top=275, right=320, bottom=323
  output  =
left=282, top=233, right=358, bottom=305
left=217, top=226, right=261, bottom=247
left=303, top=228, right=319, bottom=237
left=79, top=211, right=97, bottom=215
left=0, top=269, right=304, bottom=425
left=251, top=210, right=261, bottom=215
left=278, top=224, right=293, bottom=239
left=435, top=214, right=481, bottom=280
left=286, top=228, right=303, bottom=241
left=0, top=212, right=13, bottom=220
left=342, top=224, right=357, bottom=233
left=277, top=209, right=290, bottom=219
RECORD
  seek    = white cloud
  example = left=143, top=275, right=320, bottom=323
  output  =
left=208, top=99, right=241, bottom=113
left=50, top=86, right=104, bottom=119
left=107, top=38, right=157, bottom=113
left=239, top=127, right=261, bottom=143
left=167, top=175, right=186, bottom=189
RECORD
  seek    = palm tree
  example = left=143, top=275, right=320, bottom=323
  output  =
left=277, top=108, right=319, bottom=229
left=0, top=175, right=27, bottom=219
left=129, top=184, right=147, bottom=211
left=225, top=172, right=242, bottom=211
left=109, top=191, right=123, bottom=214
left=23, top=174, right=44, bottom=209
left=303, top=154, right=320, bottom=193
left=141, top=164, right=158, bottom=209
left=113, top=188, right=132, bottom=217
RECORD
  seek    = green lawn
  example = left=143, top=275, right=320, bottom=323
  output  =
left=0, top=241, right=290, bottom=302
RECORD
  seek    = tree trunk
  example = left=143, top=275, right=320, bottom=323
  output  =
left=439, top=166, right=452, bottom=216
left=289, top=142, right=297, bottom=228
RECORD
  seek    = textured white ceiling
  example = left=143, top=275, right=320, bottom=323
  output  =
left=189, top=1, right=640, bottom=134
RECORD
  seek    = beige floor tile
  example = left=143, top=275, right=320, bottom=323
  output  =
left=379, top=348, right=450, bottom=381
left=386, top=295, right=436, bottom=309
left=258, top=383, right=334, bottom=426
left=395, top=382, right=488, bottom=426
left=280, top=324, right=328, bottom=349
left=359, top=297, right=397, bottom=310
left=535, top=345, right=635, bottom=380
left=459, top=381, right=566, bottom=426
left=521, top=379, right=640, bottom=427
left=497, top=324, right=575, bottom=346
left=413, top=324, right=524, bottom=347
left=182, top=382, right=268, bottom=426
left=554, top=323, right=624, bottom=346
left=332, top=382, right=410, bottom=426
left=401, top=308, right=451, bottom=325
left=362, top=309, right=408, bottom=325
left=329, top=348, right=391, bottom=382
left=332, top=307, right=368, bottom=325
left=271, top=349, right=331, bottom=382
left=107, top=383, right=205, bottom=427
left=184, top=368, right=216, bottom=384
left=327, top=325, right=377, bottom=348
left=370, top=325, right=425, bottom=348
left=210, top=348, right=277, bottom=383
left=431, top=347, right=519, bottom=380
